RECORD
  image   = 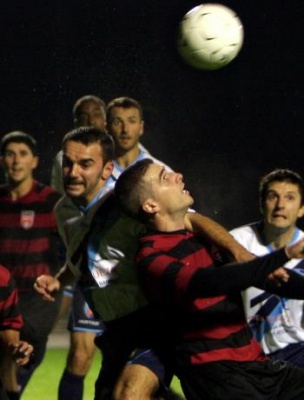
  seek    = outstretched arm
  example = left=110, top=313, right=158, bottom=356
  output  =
left=185, top=212, right=254, bottom=262
left=189, top=249, right=289, bottom=298
left=138, top=237, right=304, bottom=302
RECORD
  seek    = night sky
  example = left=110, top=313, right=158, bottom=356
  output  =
left=1, top=0, right=304, bottom=228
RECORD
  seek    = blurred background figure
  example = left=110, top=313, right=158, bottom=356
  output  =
left=0, top=131, right=62, bottom=399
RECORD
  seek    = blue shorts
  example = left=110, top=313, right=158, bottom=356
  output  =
left=66, top=284, right=105, bottom=334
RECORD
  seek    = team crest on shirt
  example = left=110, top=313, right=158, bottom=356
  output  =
left=20, top=210, right=35, bottom=229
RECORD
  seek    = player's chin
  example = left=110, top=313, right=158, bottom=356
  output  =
left=64, top=187, right=83, bottom=197
left=118, top=139, right=133, bottom=149
left=188, top=197, right=194, bottom=207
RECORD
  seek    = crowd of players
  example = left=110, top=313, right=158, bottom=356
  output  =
left=1, top=95, right=304, bottom=400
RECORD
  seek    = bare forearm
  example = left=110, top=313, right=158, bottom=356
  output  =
left=0, top=329, right=19, bottom=346
left=185, top=212, right=254, bottom=262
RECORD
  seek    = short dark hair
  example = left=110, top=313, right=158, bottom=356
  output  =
left=72, top=95, right=106, bottom=120
left=106, top=96, right=143, bottom=122
left=62, top=126, right=114, bottom=164
left=259, top=169, right=304, bottom=206
left=115, top=159, right=153, bottom=222
left=0, top=131, right=38, bottom=156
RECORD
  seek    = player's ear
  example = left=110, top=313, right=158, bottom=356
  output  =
left=259, top=199, right=265, bottom=216
left=32, top=156, right=39, bottom=170
left=142, top=198, right=159, bottom=215
left=139, top=120, right=144, bottom=137
left=297, top=204, right=304, bottom=219
left=102, top=161, right=114, bottom=180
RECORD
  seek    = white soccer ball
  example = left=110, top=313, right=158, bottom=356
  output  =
left=177, top=3, right=244, bottom=70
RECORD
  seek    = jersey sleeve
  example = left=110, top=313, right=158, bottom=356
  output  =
left=0, top=266, right=23, bottom=331
left=137, top=246, right=290, bottom=302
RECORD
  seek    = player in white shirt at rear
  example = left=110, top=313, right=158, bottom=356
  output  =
left=231, top=169, right=304, bottom=366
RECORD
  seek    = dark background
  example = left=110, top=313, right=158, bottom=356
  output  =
left=0, top=0, right=304, bottom=229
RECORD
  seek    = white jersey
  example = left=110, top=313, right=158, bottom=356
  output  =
left=230, top=222, right=304, bottom=354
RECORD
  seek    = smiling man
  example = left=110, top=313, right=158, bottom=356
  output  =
left=0, top=131, right=62, bottom=399
left=231, top=169, right=304, bottom=367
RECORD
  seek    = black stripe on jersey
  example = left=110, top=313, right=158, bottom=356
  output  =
left=178, top=324, right=253, bottom=354
left=166, top=235, right=204, bottom=260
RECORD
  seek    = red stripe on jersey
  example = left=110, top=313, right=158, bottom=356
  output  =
left=0, top=238, right=50, bottom=253
left=192, top=295, right=226, bottom=311
left=0, top=213, right=57, bottom=229
left=183, top=320, right=248, bottom=340
left=0, top=265, right=23, bottom=330
left=11, top=263, right=53, bottom=279
left=190, top=338, right=267, bottom=364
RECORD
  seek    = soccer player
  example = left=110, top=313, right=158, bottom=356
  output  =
left=36, top=127, right=253, bottom=400
left=230, top=169, right=304, bottom=366
left=0, top=131, right=62, bottom=399
left=114, top=159, right=304, bottom=400
left=0, top=265, right=33, bottom=400
left=51, top=95, right=107, bottom=400
left=52, top=95, right=161, bottom=400
left=54, top=95, right=180, bottom=400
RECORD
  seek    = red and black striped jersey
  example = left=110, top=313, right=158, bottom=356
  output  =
left=0, top=265, right=23, bottom=331
left=136, top=229, right=291, bottom=367
left=0, top=181, right=62, bottom=292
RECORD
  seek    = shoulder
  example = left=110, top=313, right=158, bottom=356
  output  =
left=298, top=229, right=304, bottom=238
left=54, top=150, right=63, bottom=163
left=34, top=182, right=62, bottom=205
left=230, top=222, right=259, bottom=238
left=230, top=222, right=263, bottom=251
left=55, top=195, right=79, bottom=220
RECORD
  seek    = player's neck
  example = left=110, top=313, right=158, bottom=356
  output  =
left=9, top=177, right=34, bottom=201
left=263, top=224, right=297, bottom=250
left=153, top=212, right=186, bottom=232
left=115, top=146, right=140, bottom=169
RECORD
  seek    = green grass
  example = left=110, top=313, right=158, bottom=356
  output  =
left=22, top=348, right=185, bottom=399
left=22, top=348, right=98, bottom=400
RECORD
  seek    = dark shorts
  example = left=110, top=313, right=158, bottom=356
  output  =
left=94, top=307, right=172, bottom=399
left=17, top=289, right=62, bottom=384
left=66, top=284, right=105, bottom=334
left=178, top=359, right=304, bottom=400
left=127, top=347, right=167, bottom=385
left=271, top=342, right=304, bottom=368
left=19, top=289, right=62, bottom=343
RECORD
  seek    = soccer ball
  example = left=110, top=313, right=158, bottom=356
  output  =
left=177, top=3, right=244, bottom=70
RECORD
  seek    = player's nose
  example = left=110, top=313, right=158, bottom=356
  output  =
left=276, top=197, right=285, bottom=208
left=175, top=173, right=183, bottom=182
left=68, top=163, right=80, bottom=177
